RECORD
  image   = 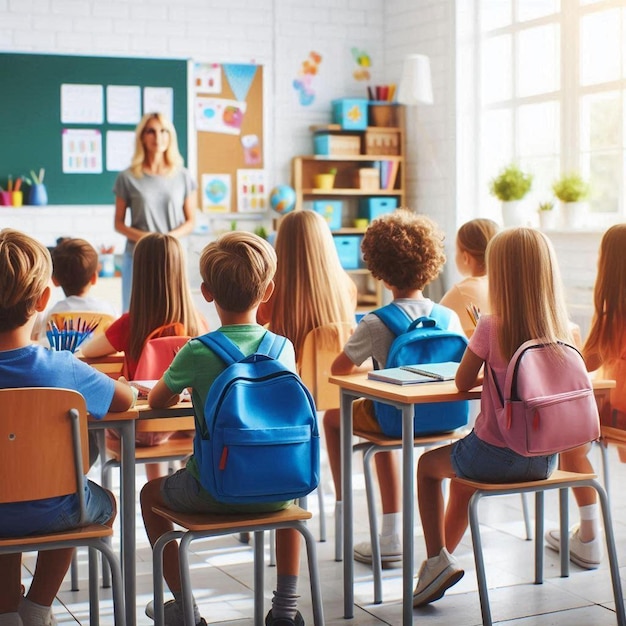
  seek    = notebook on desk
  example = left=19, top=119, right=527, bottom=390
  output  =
left=367, top=361, right=459, bottom=385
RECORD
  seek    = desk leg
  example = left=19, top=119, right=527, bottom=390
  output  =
left=341, top=391, right=355, bottom=619
left=119, top=420, right=137, bottom=626
left=402, top=404, right=414, bottom=626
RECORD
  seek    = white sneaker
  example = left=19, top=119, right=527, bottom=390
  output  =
left=545, top=525, right=602, bottom=569
left=145, top=599, right=206, bottom=626
left=353, top=533, right=402, bottom=565
left=413, top=547, right=464, bottom=607
left=17, top=599, right=57, bottom=626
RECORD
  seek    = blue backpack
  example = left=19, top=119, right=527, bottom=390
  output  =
left=372, top=303, right=470, bottom=437
left=196, top=331, right=320, bottom=504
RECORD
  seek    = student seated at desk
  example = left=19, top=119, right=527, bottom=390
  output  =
left=141, top=232, right=306, bottom=626
left=0, top=228, right=134, bottom=626
left=81, top=233, right=207, bottom=481
left=323, top=210, right=464, bottom=567
left=32, top=237, right=118, bottom=342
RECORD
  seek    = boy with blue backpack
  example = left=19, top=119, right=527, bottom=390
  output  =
left=141, top=231, right=318, bottom=626
left=323, top=210, right=466, bottom=566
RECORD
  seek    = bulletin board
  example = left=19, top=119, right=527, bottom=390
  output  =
left=0, top=52, right=188, bottom=205
left=194, top=63, right=265, bottom=213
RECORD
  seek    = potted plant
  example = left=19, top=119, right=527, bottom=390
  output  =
left=314, top=167, right=337, bottom=190
left=537, top=200, right=557, bottom=230
left=489, top=163, right=533, bottom=227
left=552, top=173, right=590, bottom=229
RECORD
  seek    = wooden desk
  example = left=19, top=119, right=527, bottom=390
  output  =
left=329, top=373, right=614, bottom=626
left=90, top=399, right=194, bottom=626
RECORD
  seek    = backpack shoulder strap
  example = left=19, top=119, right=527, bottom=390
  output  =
left=256, top=330, right=287, bottom=360
left=372, top=303, right=413, bottom=336
left=197, top=331, right=245, bottom=366
left=428, top=303, right=452, bottom=328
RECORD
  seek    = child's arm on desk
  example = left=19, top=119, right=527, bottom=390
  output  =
left=455, top=347, right=484, bottom=391
left=80, top=330, right=116, bottom=358
left=331, top=350, right=373, bottom=376
left=109, top=376, right=136, bottom=412
left=148, top=377, right=181, bottom=408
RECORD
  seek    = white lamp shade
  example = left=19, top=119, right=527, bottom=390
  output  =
left=397, top=54, right=433, bottom=105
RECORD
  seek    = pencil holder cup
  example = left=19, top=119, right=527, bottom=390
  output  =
left=0, top=191, right=11, bottom=206
left=28, top=183, right=48, bottom=206
left=11, top=191, right=23, bottom=207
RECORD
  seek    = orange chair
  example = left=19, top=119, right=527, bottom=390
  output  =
left=0, top=388, right=125, bottom=624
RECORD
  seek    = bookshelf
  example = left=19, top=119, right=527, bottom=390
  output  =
left=291, top=106, right=405, bottom=309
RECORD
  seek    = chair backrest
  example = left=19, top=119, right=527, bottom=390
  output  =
left=0, top=388, right=88, bottom=504
left=299, top=322, right=354, bottom=411
left=48, top=311, right=116, bottom=337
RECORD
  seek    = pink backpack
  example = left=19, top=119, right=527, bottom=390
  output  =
left=490, top=339, right=600, bottom=457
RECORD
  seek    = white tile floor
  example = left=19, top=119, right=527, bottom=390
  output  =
left=21, top=441, right=626, bottom=625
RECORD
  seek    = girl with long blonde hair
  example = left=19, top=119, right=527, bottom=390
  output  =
left=413, top=228, right=572, bottom=608
left=546, top=224, right=626, bottom=571
left=257, top=209, right=357, bottom=358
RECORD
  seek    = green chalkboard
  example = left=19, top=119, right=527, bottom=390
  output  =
left=0, top=52, right=188, bottom=205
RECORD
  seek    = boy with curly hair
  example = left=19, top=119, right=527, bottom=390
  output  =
left=323, top=209, right=463, bottom=566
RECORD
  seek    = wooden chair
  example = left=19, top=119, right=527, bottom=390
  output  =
left=299, top=321, right=355, bottom=544
left=0, top=388, right=125, bottom=625
left=151, top=504, right=325, bottom=626
left=451, top=469, right=625, bottom=626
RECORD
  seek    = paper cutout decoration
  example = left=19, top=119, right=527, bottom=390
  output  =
left=194, top=62, right=221, bottom=94
left=223, top=64, right=257, bottom=102
left=202, top=173, right=231, bottom=212
left=351, top=47, right=372, bottom=81
left=293, top=51, right=322, bottom=106
left=241, top=134, right=262, bottom=165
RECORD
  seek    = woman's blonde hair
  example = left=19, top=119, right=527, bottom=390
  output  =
left=584, top=224, right=626, bottom=363
left=128, top=233, right=200, bottom=361
left=457, top=218, right=499, bottom=274
left=130, top=112, right=183, bottom=177
left=0, top=229, right=51, bottom=331
left=487, top=228, right=571, bottom=360
left=270, top=211, right=355, bottom=357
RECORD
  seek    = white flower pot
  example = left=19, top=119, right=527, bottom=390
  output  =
left=501, top=200, right=528, bottom=227
left=561, top=201, right=587, bottom=229
left=538, top=210, right=558, bottom=231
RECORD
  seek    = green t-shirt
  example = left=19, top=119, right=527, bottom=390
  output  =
left=163, top=324, right=297, bottom=484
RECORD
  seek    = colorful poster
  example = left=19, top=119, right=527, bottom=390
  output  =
left=62, top=129, right=102, bottom=174
left=237, top=169, right=266, bottom=212
left=241, top=134, right=262, bottom=165
left=194, top=62, right=221, bottom=94
left=195, top=97, right=246, bottom=135
left=201, top=173, right=231, bottom=212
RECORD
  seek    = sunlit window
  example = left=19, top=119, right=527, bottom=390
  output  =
left=462, top=0, right=626, bottom=222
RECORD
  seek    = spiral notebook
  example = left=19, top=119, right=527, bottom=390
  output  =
left=367, top=361, right=459, bottom=385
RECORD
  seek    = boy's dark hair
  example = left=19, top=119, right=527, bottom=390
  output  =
left=361, top=209, right=446, bottom=291
left=51, top=238, right=99, bottom=297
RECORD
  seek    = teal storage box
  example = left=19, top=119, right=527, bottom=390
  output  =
left=311, top=201, right=342, bottom=230
left=333, top=235, right=360, bottom=270
left=359, top=197, right=398, bottom=221
left=332, top=98, right=368, bottom=130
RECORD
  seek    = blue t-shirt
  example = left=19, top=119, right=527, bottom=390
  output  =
left=0, top=345, right=115, bottom=536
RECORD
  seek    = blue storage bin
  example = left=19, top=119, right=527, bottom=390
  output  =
left=332, top=98, right=368, bottom=130
left=358, top=197, right=398, bottom=221
left=333, top=235, right=360, bottom=270
left=310, top=201, right=342, bottom=231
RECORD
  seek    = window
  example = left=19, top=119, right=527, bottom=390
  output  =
left=458, top=0, right=626, bottom=224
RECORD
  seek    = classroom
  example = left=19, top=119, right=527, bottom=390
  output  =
left=1, top=1, right=625, bottom=625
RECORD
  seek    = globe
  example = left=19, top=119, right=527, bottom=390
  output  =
left=269, top=185, right=296, bottom=215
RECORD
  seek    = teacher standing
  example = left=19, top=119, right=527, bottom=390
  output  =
left=114, top=112, right=197, bottom=312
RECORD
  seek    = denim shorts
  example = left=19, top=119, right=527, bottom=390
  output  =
left=161, top=468, right=291, bottom=515
left=451, top=430, right=557, bottom=483
left=28, top=480, right=114, bottom=537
